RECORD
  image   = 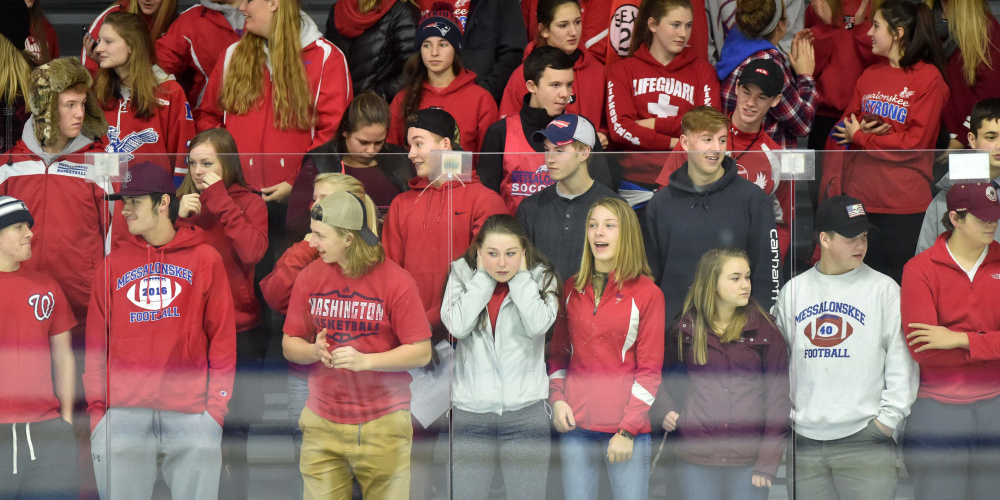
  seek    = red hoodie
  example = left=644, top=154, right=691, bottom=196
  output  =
left=901, top=233, right=1000, bottom=404
left=196, top=21, right=352, bottom=190
left=824, top=61, right=949, bottom=214
left=383, top=176, right=506, bottom=337
left=82, top=1, right=165, bottom=77
left=548, top=274, right=665, bottom=435
left=805, top=0, right=878, bottom=119
left=499, top=42, right=608, bottom=135
left=178, top=182, right=268, bottom=332
left=522, top=0, right=625, bottom=64
left=656, top=123, right=792, bottom=259
left=942, top=15, right=1000, bottom=147
left=389, top=69, right=498, bottom=154
left=83, top=226, right=236, bottom=430
left=101, top=78, right=195, bottom=180
left=1, top=138, right=111, bottom=337
left=607, top=44, right=719, bottom=184
left=155, top=3, right=244, bottom=108
left=260, top=240, right=319, bottom=380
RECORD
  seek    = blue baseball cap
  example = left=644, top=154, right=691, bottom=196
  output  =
left=532, top=114, right=596, bottom=148
left=107, top=162, right=175, bottom=199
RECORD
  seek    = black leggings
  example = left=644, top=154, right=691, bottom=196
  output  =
left=864, top=212, right=924, bottom=284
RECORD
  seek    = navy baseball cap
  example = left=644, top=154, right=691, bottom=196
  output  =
left=107, top=162, right=175, bottom=200
left=532, top=114, right=596, bottom=148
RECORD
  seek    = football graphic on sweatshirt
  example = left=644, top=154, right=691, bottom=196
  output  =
left=804, top=313, right=854, bottom=348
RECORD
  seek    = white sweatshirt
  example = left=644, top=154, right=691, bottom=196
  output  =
left=772, top=264, right=918, bottom=441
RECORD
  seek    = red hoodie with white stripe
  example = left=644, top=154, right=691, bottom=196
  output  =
left=548, top=274, right=665, bottom=435
left=83, top=226, right=237, bottom=430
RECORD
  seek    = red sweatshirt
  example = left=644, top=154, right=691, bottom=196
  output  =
left=83, top=226, right=237, bottom=430
left=604, top=0, right=709, bottom=68
left=834, top=61, right=949, bottom=214
left=389, top=69, right=498, bottom=153
left=1, top=138, right=111, bottom=335
left=196, top=20, right=352, bottom=190
left=521, top=0, right=617, bottom=64
left=26, top=16, right=60, bottom=62
left=155, top=3, right=243, bottom=108
left=82, top=1, right=164, bottom=77
left=499, top=42, right=607, bottom=135
left=548, top=274, right=665, bottom=435
left=383, top=176, right=506, bottom=337
left=178, top=182, right=268, bottom=332
left=102, top=78, right=195, bottom=179
left=901, top=233, right=1000, bottom=404
left=942, top=15, right=1000, bottom=147
left=607, top=44, right=719, bottom=184
left=0, top=269, right=76, bottom=424
left=656, top=123, right=793, bottom=259
left=806, top=0, right=879, bottom=119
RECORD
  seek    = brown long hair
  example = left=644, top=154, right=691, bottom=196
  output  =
left=400, top=50, right=464, bottom=128
left=878, top=0, right=946, bottom=77
left=27, top=0, right=51, bottom=64
left=219, top=0, right=314, bottom=131
left=574, top=198, right=651, bottom=291
left=177, top=128, right=248, bottom=196
left=630, top=0, right=693, bottom=56
left=678, top=248, right=774, bottom=365
left=460, top=214, right=561, bottom=329
left=94, top=12, right=163, bottom=119
left=125, top=0, right=177, bottom=39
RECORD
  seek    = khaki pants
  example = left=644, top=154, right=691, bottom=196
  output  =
left=299, top=407, right=412, bottom=500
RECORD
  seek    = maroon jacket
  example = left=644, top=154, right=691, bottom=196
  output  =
left=650, top=308, right=790, bottom=478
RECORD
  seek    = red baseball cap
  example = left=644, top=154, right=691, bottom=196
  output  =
left=947, top=183, right=1000, bottom=222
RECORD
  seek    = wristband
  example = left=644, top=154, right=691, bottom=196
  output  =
left=617, top=429, right=635, bottom=440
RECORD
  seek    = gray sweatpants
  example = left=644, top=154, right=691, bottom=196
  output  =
left=450, top=401, right=551, bottom=499
left=90, top=407, right=222, bottom=500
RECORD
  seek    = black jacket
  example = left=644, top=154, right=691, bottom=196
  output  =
left=461, top=0, right=526, bottom=103
left=479, top=95, right=621, bottom=194
left=325, top=0, right=418, bottom=102
left=642, top=157, right=780, bottom=325
left=515, top=181, right=623, bottom=283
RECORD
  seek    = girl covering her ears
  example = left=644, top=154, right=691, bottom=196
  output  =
left=93, top=12, right=195, bottom=179
left=388, top=3, right=498, bottom=154
left=82, top=0, right=178, bottom=76
left=548, top=197, right=665, bottom=499
left=649, top=247, right=790, bottom=500
left=288, top=91, right=414, bottom=242
left=824, top=0, right=948, bottom=284
left=176, top=127, right=268, bottom=500
left=605, top=0, right=720, bottom=188
left=441, top=214, right=560, bottom=499
left=499, top=0, right=609, bottom=147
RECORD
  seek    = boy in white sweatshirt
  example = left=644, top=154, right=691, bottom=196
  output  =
left=772, top=195, right=919, bottom=499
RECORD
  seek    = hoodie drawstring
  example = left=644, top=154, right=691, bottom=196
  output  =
left=10, top=422, right=37, bottom=475
left=689, top=192, right=710, bottom=211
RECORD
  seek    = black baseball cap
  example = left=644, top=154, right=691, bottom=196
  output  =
left=406, top=107, right=461, bottom=149
left=815, top=196, right=876, bottom=238
left=107, top=162, right=175, bottom=200
left=739, top=59, right=783, bottom=98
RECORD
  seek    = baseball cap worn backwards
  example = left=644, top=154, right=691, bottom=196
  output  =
left=107, top=162, right=175, bottom=200
left=311, top=191, right=380, bottom=246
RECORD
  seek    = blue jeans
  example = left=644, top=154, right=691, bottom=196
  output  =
left=677, top=461, right=768, bottom=500
left=560, top=428, right=651, bottom=500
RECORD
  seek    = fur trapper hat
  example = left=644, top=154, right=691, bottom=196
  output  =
left=28, top=57, right=108, bottom=147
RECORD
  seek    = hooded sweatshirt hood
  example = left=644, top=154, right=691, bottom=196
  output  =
left=420, top=69, right=480, bottom=97
left=635, top=43, right=700, bottom=73
left=20, top=116, right=102, bottom=166
left=667, top=156, right=740, bottom=201
left=200, top=0, right=245, bottom=32
left=716, top=28, right=776, bottom=80
left=299, top=10, right=323, bottom=48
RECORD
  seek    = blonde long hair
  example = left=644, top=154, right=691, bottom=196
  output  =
left=94, top=12, right=163, bottom=119
left=924, top=0, right=995, bottom=86
left=314, top=173, right=379, bottom=236
left=678, top=248, right=774, bottom=365
left=574, top=198, right=651, bottom=291
left=0, top=36, right=31, bottom=104
left=125, top=0, right=177, bottom=38
left=218, top=0, right=314, bottom=131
